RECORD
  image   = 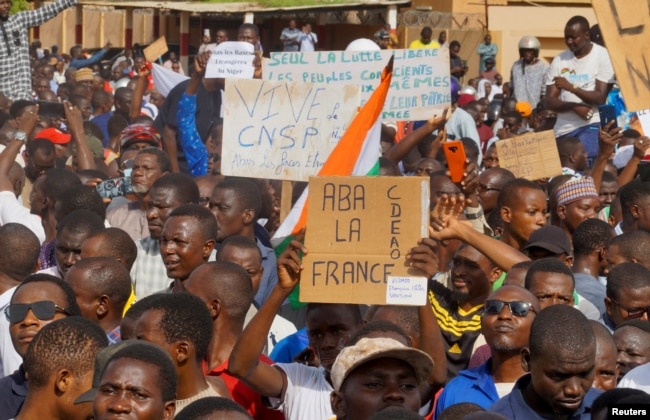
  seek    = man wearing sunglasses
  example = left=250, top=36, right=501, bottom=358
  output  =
left=489, top=304, right=600, bottom=419
left=0, top=223, right=40, bottom=378
left=0, top=273, right=80, bottom=418
left=436, top=285, right=539, bottom=415
left=603, top=262, right=650, bottom=332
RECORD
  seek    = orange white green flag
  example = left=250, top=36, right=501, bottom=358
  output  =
left=271, top=56, right=395, bottom=307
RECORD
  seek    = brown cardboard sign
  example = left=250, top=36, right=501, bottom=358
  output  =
left=301, top=176, right=430, bottom=305
left=592, top=0, right=650, bottom=112
left=495, top=130, right=562, bottom=180
left=144, top=36, right=169, bottom=62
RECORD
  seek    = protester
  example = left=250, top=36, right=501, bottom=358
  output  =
left=544, top=16, right=614, bottom=162
left=280, top=19, right=301, bottom=52
left=0, top=9, right=650, bottom=420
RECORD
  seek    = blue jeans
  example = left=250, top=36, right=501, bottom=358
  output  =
left=558, top=123, right=600, bottom=167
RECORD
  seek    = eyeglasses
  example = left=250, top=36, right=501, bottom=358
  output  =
left=610, top=299, right=650, bottom=320
left=4, top=301, right=72, bottom=323
left=483, top=300, right=537, bottom=317
left=477, top=183, right=501, bottom=193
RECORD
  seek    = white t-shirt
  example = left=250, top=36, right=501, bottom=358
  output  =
left=544, top=43, right=614, bottom=136
left=618, top=363, right=650, bottom=393
left=244, top=305, right=297, bottom=355
left=299, top=32, right=318, bottom=52
left=271, top=363, right=334, bottom=420
left=0, top=286, right=21, bottom=378
left=494, top=382, right=515, bottom=398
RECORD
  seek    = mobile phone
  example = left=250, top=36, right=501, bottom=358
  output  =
left=599, top=104, right=618, bottom=130
left=96, top=177, right=134, bottom=199
left=443, top=141, right=467, bottom=183
left=37, top=101, right=65, bottom=118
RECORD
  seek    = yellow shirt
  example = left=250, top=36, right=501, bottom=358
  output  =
left=409, top=39, right=441, bottom=49
left=123, top=285, right=137, bottom=317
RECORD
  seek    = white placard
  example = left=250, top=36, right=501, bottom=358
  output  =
left=206, top=41, right=255, bottom=79
left=385, top=276, right=428, bottom=305
left=222, top=78, right=360, bottom=181
left=264, top=48, right=451, bottom=121
left=637, top=108, right=650, bottom=136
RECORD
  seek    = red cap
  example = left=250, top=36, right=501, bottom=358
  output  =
left=35, top=127, right=72, bottom=145
left=457, top=94, right=475, bottom=107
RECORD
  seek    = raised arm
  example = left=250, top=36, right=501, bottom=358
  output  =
left=129, top=62, right=151, bottom=121
left=63, top=101, right=95, bottom=170
left=430, top=198, right=528, bottom=271
left=405, top=238, right=448, bottom=393
left=0, top=109, right=45, bottom=242
left=228, top=238, right=306, bottom=399
left=19, top=0, right=77, bottom=28
left=590, top=121, right=621, bottom=193
left=384, top=109, right=448, bottom=165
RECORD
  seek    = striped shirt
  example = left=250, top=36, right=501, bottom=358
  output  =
left=429, top=279, right=484, bottom=380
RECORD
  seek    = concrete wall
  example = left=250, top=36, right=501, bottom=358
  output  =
left=488, top=5, right=596, bottom=82
left=36, top=6, right=155, bottom=53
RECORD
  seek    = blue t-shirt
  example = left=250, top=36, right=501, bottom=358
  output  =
left=435, top=359, right=501, bottom=417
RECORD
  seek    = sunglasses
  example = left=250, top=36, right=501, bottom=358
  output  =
left=611, top=299, right=650, bottom=320
left=4, top=301, right=72, bottom=323
left=483, top=300, right=537, bottom=317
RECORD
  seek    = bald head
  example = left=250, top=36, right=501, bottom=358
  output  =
left=65, top=256, right=132, bottom=316
left=0, top=223, right=40, bottom=281
left=81, top=228, right=138, bottom=270
left=529, top=305, right=595, bottom=358
left=184, top=261, right=254, bottom=326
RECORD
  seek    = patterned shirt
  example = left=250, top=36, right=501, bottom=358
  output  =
left=429, top=279, right=484, bottom=380
left=510, top=58, right=549, bottom=109
left=38, top=240, right=56, bottom=270
left=130, top=236, right=172, bottom=299
left=177, top=92, right=208, bottom=177
left=0, top=0, right=77, bottom=100
left=106, top=325, right=121, bottom=345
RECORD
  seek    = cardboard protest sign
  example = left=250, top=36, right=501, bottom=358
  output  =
left=205, top=42, right=255, bottom=79
left=264, top=48, right=451, bottom=121
left=592, top=0, right=650, bottom=112
left=495, top=130, right=562, bottom=180
left=221, top=79, right=360, bottom=181
left=143, top=36, right=168, bottom=62
left=301, top=176, right=430, bottom=305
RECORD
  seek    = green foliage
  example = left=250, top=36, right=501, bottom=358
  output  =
left=11, top=0, right=30, bottom=14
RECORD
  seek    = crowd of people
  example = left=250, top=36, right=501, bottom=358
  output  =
left=0, top=0, right=648, bottom=418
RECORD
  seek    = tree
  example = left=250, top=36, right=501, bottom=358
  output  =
left=11, top=0, right=30, bottom=14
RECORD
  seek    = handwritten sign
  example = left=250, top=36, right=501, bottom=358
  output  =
left=592, top=0, right=650, bottom=112
left=495, top=130, right=562, bottom=180
left=264, top=48, right=451, bottom=121
left=301, top=176, right=430, bottom=305
left=143, top=36, right=168, bottom=62
left=221, top=79, right=360, bottom=181
left=635, top=108, right=650, bottom=135
left=205, top=42, right=255, bottom=79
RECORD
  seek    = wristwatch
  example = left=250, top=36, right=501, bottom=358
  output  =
left=13, top=131, right=26, bottom=142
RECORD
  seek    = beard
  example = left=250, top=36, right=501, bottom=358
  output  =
left=132, top=184, right=149, bottom=195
